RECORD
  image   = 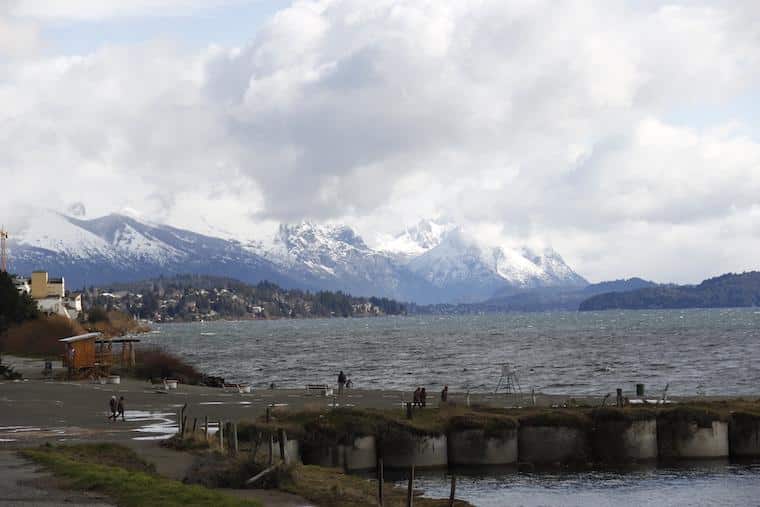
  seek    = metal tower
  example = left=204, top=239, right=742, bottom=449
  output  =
left=494, top=363, right=522, bottom=395
left=0, top=228, right=8, bottom=273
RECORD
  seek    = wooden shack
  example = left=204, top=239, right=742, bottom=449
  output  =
left=96, top=337, right=140, bottom=368
left=60, top=332, right=102, bottom=372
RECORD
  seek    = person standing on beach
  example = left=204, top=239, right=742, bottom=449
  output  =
left=337, top=371, right=347, bottom=395
left=420, top=387, right=427, bottom=408
left=413, top=387, right=421, bottom=408
left=108, top=396, right=117, bottom=421
left=441, top=385, right=448, bottom=403
left=117, top=396, right=125, bottom=421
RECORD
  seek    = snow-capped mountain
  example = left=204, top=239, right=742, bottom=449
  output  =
left=8, top=210, right=295, bottom=289
left=406, top=228, right=587, bottom=302
left=6, top=210, right=587, bottom=304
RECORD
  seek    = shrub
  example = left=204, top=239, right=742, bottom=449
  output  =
left=87, top=306, right=109, bottom=323
left=132, top=347, right=203, bottom=384
left=0, top=315, right=85, bottom=356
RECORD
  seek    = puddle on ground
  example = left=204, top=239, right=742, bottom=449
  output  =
left=129, top=410, right=178, bottom=441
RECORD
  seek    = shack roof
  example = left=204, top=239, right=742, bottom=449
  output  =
left=95, top=338, right=141, bottom=343
left=59, top=332, right=102, bottom=344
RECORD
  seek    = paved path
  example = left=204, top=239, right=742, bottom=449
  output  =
left=0, top=451, right=114, bottom=507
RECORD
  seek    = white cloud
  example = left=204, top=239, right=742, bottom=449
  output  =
left=11, top=0, right=257, bottom=21
left=1, top=0, right=760, bottom=283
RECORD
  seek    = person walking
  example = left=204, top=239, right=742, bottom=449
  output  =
left=441, top=385, right=448, bottom=403
left=108, top=396, right=117, bottom=421
left=420, top=387, right=427, bottom=408
left=116, top=396, right=125, bottom=421
left=413, top=387, right=421, bottom=408
left=337, top=371, right=347, bottom=395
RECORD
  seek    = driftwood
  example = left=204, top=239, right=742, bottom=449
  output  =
left=245, top=460, right=282, bottom=486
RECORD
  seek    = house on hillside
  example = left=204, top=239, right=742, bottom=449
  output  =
left=14, top=271, right=82, bottom=319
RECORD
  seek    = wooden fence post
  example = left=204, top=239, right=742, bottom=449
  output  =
left=176, top=411, right=182, bottom=435
left=219, top=421, right=225, bottom=451
left=192, top=418, right=198, bottom=434
left=406, top=464, right=415, bottom=507
left=448, top=475, right=456, bottom=507
left=278, top=428, right=286, bottom=462
left=204, top=416, right=209, bottom=441
left=268, top=433, right=274, bottom=465
left=377, top=457, right=384, bottom=506
left=232, top=423, right=239, bottom=455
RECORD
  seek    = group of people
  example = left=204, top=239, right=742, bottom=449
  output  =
left=412, top=386, right=427, bottom=408
left=108, top=395, right=125, bottom=421
left=412, top=385, right=449, bottom=408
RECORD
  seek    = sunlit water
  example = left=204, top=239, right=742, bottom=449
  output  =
left=142, top=308, right=760, bottom=396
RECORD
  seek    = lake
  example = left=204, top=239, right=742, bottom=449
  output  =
left=143, top=308, right=760, bottom=396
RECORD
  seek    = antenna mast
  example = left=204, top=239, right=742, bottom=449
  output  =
left=0, top=227, right=8, bottom=273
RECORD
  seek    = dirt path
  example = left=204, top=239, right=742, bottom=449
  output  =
left=0, top=451, right=114, bottom=507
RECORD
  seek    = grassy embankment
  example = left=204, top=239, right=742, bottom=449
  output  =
left=22, top=444, right=260, bottom=507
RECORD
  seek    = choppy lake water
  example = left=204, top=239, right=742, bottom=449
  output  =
left=144, top=308, right=760, bottom=396
left=141, top=309, right=760, bottom=505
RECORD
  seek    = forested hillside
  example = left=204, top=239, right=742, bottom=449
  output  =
left=579, top=272, right=760, bottom=311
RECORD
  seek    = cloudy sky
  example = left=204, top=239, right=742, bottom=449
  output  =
left=2, top=0, right=760, bottom=283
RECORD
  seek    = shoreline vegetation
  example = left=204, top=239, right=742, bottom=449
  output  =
left=86, top=274, right=407, bottom=322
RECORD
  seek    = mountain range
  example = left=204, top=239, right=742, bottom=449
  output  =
left=6, top=210, right=587, bottom=304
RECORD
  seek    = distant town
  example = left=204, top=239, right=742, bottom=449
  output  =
left=87, top=275, right=407, bottom=322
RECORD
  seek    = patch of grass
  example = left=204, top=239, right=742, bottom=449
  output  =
left=161, top=434, right=211, bottom=451
left=281, top=464, right=472, bottom=507
left=657, top=406, right=728, bottom=428
left=591, top=407, right=658, bottom=424
left=22, top=447, right=260, bottom=507
left=518, top=410, right=591, bottom=429
left=37, top=443, right=156, bottom=474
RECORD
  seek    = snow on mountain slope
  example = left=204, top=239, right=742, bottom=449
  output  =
left=407, top=227, right=587, bottom=302
left=14, top=210, right=114, bottom=260
left=378, top=218, right=457, bottom=257
left=6, top=210, right=586, bottom=303
left=8, top=210, right=294, bottom=289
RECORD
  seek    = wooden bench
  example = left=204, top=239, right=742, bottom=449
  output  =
left=305, top=384, right=333, bottom=396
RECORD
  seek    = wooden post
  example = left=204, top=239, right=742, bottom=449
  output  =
left=129, top=342, right=136, bottom=368
left=192, top=418, right=197, bottom=434
left=204, top=416, right=209, bottom=441
left=268, top=433, right=274, bottom=465
left=406, top=402, right=412, bottom=420
left=406, top=464, right=415, bottom=507
left=232, top=423, right=239, bottom=455
left=182, top=416, right=188, bottom=437
left=278, top=428, right=286, bottom=462
left=448, top=475, right=456, bottom=507
left=219, top=421, right=225, bottom=451
left=377, top=458, right=384, bottom=506
left=177, top=411, right=182, bottom=435
left=265, top=406, right=271, bottom=423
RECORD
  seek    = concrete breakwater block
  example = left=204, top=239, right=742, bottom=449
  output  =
left=592, top=411, right=658, bottom=462
left=518, top=426, right=590, bottom=464
left=283, top=439, right=301, bottom=464
left=448, top=429, right=518, bottom=465
left=381, top=434, right=448, bottom=469
left=729, top=413, right=760, bottom=458
left=301, top=436, right=377, bottom=471
left=657, top=411, right=729, bottom=459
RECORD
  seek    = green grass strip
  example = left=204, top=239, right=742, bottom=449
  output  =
left=22, top=449, right=260, bottom=507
